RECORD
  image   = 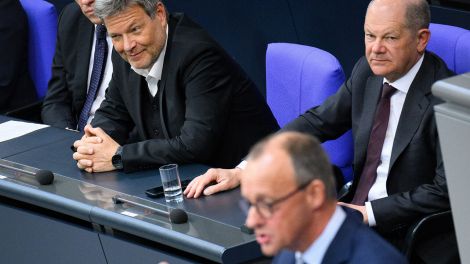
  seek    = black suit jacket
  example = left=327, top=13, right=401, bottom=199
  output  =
left=272, top=209, right=406, bottom=264
left=42, top=3, right=109, bottom=128
left=92, top=13, right=279, bottom=171
left=283, top=52, right=453, bottom=232
left=0, top=0, right=36, bottom=113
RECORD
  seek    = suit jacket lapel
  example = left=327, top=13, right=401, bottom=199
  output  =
left=389, top=55, right=432, bottom=169
left=128, top=69, right=144, bottom=131
left=76, top=16, right=94, bottom=107
left=272, top=251, right=296, bottom=264
left=158, top=15, right=177, bottom=139
left=322, top=212, right=355, bottom=264
left=355, top=76, right=383, bottom=173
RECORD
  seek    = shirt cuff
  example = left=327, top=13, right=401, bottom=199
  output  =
left=236, top=160, right=247, bottom=170
left=365, top=201, right=377, bottom=226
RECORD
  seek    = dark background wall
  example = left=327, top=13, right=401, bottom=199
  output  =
left=47, top=0, right=470, bottom=96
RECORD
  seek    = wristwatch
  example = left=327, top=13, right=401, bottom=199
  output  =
left=112, top=146, right=123, bottom=170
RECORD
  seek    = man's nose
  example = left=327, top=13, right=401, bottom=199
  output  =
left=123, top=35, right=136, bottom=52
left=371, top=39, right=386, bottom=53
left=81, top=0, right=94, bottom=5
left=245, top=206, right=263, bottom=229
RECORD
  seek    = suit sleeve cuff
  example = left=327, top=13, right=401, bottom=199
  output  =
left=365, top=201, right=377, bottom=226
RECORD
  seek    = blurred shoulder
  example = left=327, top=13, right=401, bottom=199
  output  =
left=58, top=2, right=85, bottom=26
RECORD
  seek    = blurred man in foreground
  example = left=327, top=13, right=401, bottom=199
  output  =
left=241, top=132, right=406, bottom=263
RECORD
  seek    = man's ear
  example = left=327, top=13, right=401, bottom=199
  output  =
left=417, top=28, right=430, bottom=54
left=156, top=2, right=167, bottom=26
left=305, top=180, right=326, bottom=210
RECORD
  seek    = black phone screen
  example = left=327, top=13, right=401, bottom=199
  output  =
left=145, top=179, right=192, bottom=198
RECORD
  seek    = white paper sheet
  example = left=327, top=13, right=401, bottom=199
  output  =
left=0, top=121, right=49, bottom=142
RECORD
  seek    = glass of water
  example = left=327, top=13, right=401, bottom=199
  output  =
left=159, top=164, right=183, bottom=203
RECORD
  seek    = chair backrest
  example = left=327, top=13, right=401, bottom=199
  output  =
left=266, top=43, right=354, bottom=181
left=428, top=23, right=470, bottom=74
left=20, top=0, right=57, bottom=99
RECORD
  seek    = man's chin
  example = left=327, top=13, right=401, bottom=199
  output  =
left=260, top=244, right=280, bottom=257
left=89, top=16, right=103, bottom=25
left=129, top=61, right=152, bottom=70
left=370, top=66, right=391, bottom=78
left=120, top=55, right=150, bottom=70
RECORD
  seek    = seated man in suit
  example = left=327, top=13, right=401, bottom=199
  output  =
left=0, top=0, right=37, bottom=113
left=72, top=0, right=278, bottom=172
left=241, top=132, right=406, bottom=263
left=186, top=0, right=458, bottom=262
left=42, top=0, right=113, bottom=130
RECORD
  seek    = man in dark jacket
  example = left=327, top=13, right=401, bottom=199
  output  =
left=185, top=0, right=458, bottom=262
left=42, top=0, right=113, bottom=130
left=72, top=0, right=278, bottom=172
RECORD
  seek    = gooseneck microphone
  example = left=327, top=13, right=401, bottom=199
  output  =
left=0, top=162, right=55, bottom=186
left=35, top=169, right=54, bottom=185
left=113, top=196, right=188, bottom=224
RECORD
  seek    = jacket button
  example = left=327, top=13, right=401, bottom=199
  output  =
left=154, top=129, right=159, bottom=136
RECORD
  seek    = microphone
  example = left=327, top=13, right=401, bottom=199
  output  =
left=113, top=196, right=188, bottom=224
left=35, top=169, right=54, bottom=185
left=168, top=208, right=188, bottom=224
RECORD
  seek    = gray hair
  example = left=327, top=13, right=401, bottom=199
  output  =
left=94, top=0, right=162, bottom=20
left=404, top=0, right=430, bottom=32
left=248, top=132, right=336, bottom=200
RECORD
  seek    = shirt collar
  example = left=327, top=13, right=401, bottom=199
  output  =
left=132, top=25, right=169, bottom=81
left=383, top=54, right=424, bottom=94
left=296, top=206, right=346, bottom=264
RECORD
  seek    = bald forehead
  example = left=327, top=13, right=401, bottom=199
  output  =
left=243, top=148, right=296, bottom=192
left=366, top=0, right=409, bottom=28
left=242, top=132, right=312, bottom=193
left=368, top=0, right=423, bottom=15
left=369, top=0, right=419, bottom=8
left=368, top=0, right=405, bottom=15
left=252, top=149, right=291, bottom=179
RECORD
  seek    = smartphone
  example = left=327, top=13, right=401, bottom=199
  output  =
left=145, top=179, right=192, bottom=198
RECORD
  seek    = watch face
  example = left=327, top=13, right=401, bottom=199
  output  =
left=112, top=154, right=123, bottom=169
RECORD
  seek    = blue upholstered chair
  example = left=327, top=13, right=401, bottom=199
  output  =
left=7, top=0, right=57, bottom=122
left=266, top=43, right=354, bottom=182
left=20, top=0, right=57, bottom=99
left=428, top=23, right=470, bottom=74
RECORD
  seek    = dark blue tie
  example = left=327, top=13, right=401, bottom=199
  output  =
left=77, top=25, right=108, bottom=131
left=352, top=83, right=396, bottom=205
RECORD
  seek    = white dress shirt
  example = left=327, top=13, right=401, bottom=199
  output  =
left=86, top=25, right=113, bottom=124
left=132, top=26, right=168, bottom=97
left=295, top=206, right=346, bottom=264
left=365, top=54, right=424, bottom=226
